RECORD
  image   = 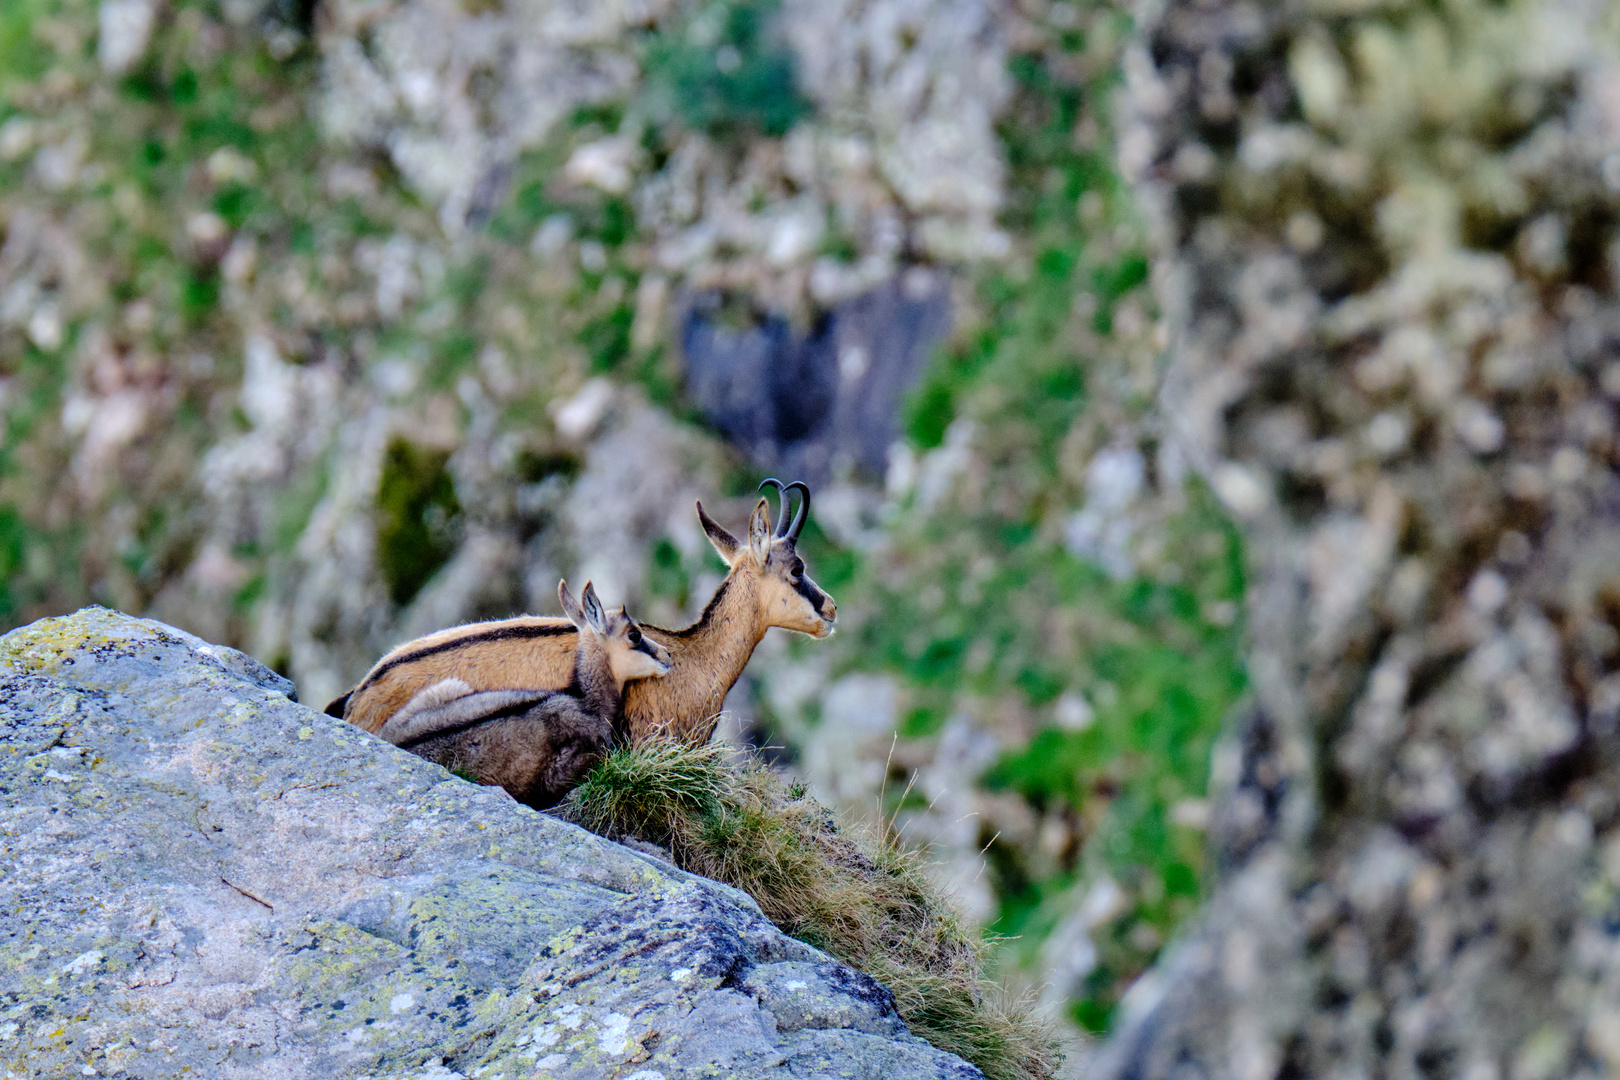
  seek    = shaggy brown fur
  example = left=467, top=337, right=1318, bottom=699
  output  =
left=394, top=687, right=609, bottom=809
left=378, top=580, right=669, bottom=809
left=332, top=493, right=836, bottom=744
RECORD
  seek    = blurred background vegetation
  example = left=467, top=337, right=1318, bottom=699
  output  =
left=0, top=0, right=1247, bottom=1041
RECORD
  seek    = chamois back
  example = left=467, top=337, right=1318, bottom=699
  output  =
left=343, top=616, right=577, bottom=734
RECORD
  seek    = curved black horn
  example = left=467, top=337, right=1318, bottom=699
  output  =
left=785, top=481, right=810, bottom=541
left=758, top=478, right=791, bottom=536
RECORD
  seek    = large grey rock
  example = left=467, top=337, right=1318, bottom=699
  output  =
left=0, top=607, right=982, bottom=1080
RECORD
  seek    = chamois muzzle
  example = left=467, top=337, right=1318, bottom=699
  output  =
left=809, top=584, right=836, bottom=635
left=640, top=634, right=672, bottom=674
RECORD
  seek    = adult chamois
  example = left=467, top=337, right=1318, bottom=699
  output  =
left=329, top=479, right=837, bottom=745
left=380, top=578, right=670, bottom=808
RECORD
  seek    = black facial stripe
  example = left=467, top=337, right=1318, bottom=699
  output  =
left=792, top=573, right=828, bottom=612
left=637, top=637, right=662, bottom=658
left=395, top=694, right=557, bottom=749
left=358, top=622, right=577, bottom=691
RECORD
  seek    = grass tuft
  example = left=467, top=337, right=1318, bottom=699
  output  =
left=559, top=738, right=1062, bottom=1080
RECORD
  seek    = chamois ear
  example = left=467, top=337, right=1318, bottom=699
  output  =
left=747, top=498, right=772, bottom=565
left=580, top=580, right=607, bottom=633
left=558, top=579, right=585, bottom=628
left=697, top=500, right=739, bottom=566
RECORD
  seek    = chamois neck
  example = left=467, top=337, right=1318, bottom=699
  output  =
left=662, top=571, right=766, bottom=697
left=570, top=639, right=622, bottom=721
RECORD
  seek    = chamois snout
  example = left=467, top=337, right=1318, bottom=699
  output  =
left=811, top=593, right=836, bottom=636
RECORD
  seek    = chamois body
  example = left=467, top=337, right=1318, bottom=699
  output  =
left=393, top=687, right=610, bottom=810
left=379, top=580, right=669, bottom=809
left=332, top=481, right=836, bottom=745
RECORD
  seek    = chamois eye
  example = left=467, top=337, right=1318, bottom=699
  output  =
left=791, top=558, right=804, bottom=578
left=628, top=628, right=642, bottom=645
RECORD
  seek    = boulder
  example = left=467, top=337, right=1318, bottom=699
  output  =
left=0, top=608, right=982, bottom=1080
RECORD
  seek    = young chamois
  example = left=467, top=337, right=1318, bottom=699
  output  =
left=382, top=579, right=670, bottom=809
left=329, top=479, right=837, bottom=746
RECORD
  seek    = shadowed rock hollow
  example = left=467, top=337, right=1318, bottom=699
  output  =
left=0, top=607, right=983, bottom=1079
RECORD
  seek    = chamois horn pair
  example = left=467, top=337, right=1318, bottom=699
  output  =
left=758, top=477, right=810, bottom=542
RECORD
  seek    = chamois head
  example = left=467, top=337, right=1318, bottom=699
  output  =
left=695, top=478, right=837, bottom=638
left=558, top=579, right=672, bottom=684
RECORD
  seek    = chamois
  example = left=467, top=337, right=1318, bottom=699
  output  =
left=383, top=579, right=670, bottom=809
left=330, top=479, right=837, bottom=745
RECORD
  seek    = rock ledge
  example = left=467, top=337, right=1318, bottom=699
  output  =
left=0, top=607, right=982, bottom=1080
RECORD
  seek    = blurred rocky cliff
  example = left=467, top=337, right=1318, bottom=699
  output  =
left=0, top=0, right=1246, bottom=1053
left=1093, top=0, right=1620, bottom=1076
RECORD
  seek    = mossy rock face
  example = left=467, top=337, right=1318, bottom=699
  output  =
left=375, top=438, right=463, bottom=607
left=0, top=607, right=984, bottom=1079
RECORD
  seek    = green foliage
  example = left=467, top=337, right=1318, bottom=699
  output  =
left=374, top=440, right=462, bottom=607
left=564, top=739, right=1062, bottom=1080
left=640, top=0, right=812, bottom=139
left=0, top=0, right=61, bottom=89
left=0, top=507, right=29, bottom=619
left=644, top=537, right=693, bottom=609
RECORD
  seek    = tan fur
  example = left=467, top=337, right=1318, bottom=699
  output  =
left=343, top=618, right=576, bottom=735
left=335, top=497, right=837, bottom=745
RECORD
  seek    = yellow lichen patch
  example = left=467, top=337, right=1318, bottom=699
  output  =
left=0, top=610, right=124, bottom=675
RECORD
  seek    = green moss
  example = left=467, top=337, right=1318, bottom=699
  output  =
left=0, top=611, right=101, bottom=674
left=639, top=0, right=811, bottom=141
left=581, top=302, right=634, bottom=374
left=817, top=215, right=861, bottom=264
left=374, top=440, right=462, bottom=607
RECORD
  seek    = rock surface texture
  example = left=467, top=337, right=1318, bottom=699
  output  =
left=0, top=608, right=982, bottom=1080
left=1100, top=0, right=1620, bottom=1077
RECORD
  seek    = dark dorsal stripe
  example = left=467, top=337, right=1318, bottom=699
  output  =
left=356, top=621, right=578, bottom=693
left=664, top=575, right=734, bottom=641
left=351, top=574, right=739, bottom=705
left=395, top=693, right=558, bottom=750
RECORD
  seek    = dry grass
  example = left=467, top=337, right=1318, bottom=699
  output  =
left=558, top=738, right=1062, bottom=1080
